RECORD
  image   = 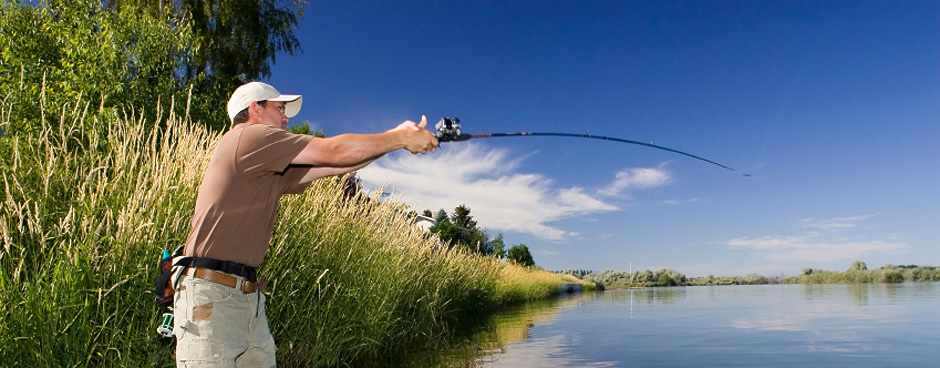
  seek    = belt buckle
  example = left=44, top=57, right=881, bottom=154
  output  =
left=244, top=281, right=253, bottom=293
left=238, top=278, right=256, bottom=293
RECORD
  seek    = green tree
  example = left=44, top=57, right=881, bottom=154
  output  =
left=507, top=244, right=535, bottom=267
left=744, top=273, right=767, bottom=285
left=105, top=0, right=307, bottom=129
left=490, top=232, right=506, bottom=259
left=451, top=205, right=490, bottom=254
left=880, top=269, right=903, bottom=283
left=433, top=209, right=448, bottom=224
left=1, top=0, right=195, bottom=133
left=288, top=121, right=325, bottom=137
left=704, top=275, right=717, bottom=285
left=451, top=204, right=477, bottom=230
left=426, top=205, right=491, bottom=255
left=429, top=211, right=461, bottom=247
left=0, top=0, right=307, bottom=133
left=658, top=273, right=677, bottom=286
left=848, top=260, right=868, bottom=271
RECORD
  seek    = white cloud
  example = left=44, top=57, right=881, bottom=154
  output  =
left=663, top=197, right=699, bottom=206
left=800, top=214, right=878, bottom=230
left=726, top=235, right=906, bottom=262
left=359, top=143, right=648, bottom=240
left=722, top=214, right=906, bottom=264
left=596, top=166, right=671, bottom=197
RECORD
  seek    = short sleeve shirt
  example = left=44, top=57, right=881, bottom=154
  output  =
left=184, top=124, right=313, bottom=267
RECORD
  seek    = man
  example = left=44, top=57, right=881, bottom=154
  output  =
left=172, top=81, right=438, bottom=367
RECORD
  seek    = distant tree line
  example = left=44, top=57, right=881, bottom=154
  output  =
left=783, top=261, right=940, bottom=284
left=687, top=274, right=781, bottom=286
left=555, top=260, right=940, bottom=288
left=577, top=268, right=689, bottom=289
left=558, top=269, right=594, bottom=279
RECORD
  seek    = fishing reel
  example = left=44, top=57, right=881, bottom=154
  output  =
left=435, top=117, right=471, bottom=142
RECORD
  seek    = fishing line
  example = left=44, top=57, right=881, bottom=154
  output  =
left=434, top=117, right=748, bottom=176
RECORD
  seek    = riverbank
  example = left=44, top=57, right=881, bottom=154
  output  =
left=0, top=106, right=593, bottom=367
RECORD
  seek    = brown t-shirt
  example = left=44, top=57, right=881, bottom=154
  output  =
left=184, top=124, right=313, bottom=267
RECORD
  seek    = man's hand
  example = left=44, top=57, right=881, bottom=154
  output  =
left=395, top=115, right=439, bottom=154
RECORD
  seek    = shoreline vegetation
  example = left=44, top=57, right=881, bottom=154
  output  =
left=0, top=100, right=593, bottom=367
left=563, top=261, right=940, bottom=289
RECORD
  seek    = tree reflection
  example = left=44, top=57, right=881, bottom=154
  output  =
left=382, top=293, right=592, bottom=368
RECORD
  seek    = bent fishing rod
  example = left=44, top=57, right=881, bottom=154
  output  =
left=434, top=117, right=747, bottom=176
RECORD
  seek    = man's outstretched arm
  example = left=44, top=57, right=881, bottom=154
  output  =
left=291, top=116, right=438, bottom=168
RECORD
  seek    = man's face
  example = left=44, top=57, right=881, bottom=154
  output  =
left=256, top=101, right=289, bottom=129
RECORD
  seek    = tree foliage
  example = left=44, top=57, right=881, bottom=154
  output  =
left=427, top=205, right=492, bottom=255
left=0, top=0, right=306, bottom=133
left=848, top=260, right=868, bottom=271
left=451, top=204, right=490, bottom=253
left=1, top=0, right=196, bottom=133
left=784, top=262, right=940, bottom=284
left=507, top=244, right=535, bottom=268
left=491, top=232, right=506, bottom=260
left=559, top=269, right=593, bottom=279
left=287, top=120, right=325, bottom=137
left=574, top=261, right=940, bottom=288
left=585, top=268, right=688, bottom=288
left=107, top=0, right=306, bottom=128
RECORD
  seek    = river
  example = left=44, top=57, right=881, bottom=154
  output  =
left=402, top=283, right=940, bottom=367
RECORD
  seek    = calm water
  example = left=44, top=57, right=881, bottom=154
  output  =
left=406, top=283, right=940, bottom=368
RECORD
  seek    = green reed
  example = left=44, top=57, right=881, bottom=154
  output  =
left=0, top=98, right=587, bottom=367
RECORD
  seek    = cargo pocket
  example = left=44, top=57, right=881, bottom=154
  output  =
left=176, top=337, right=226, bottom=364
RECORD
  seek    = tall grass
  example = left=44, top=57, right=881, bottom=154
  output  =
left=0, top=98, right=589, bottom=367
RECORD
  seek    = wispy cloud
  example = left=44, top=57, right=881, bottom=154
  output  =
left=726, top=234, right=906, bottom=262
left=800, top=214, right=878, bottom=230
left=358, top=143, right=664, bottom=240
left=663, top=198, right=699, bottom=206
left=596, top=166, right=671, bottom=197
left=724, top=214, right=905, bottom=263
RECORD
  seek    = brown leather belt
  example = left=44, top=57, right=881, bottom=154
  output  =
left=184, top=267, right=258, bottom=293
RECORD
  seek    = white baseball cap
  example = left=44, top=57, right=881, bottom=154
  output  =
left=227, top=82, right=302, bottom=123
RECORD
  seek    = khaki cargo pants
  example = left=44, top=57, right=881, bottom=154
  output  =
left=173, top=275, right=276, bottom=367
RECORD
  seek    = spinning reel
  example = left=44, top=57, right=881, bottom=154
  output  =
left=435, top=117, right=471, bottom=142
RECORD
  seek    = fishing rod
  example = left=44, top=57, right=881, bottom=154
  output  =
left=434, top=117, right=747, bottom=176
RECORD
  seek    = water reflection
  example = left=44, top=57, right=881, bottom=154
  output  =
left=392, top=293, right=591, bottom=368
left=600, top=287, right=684, bottom=306
left=727, top=284, right=923, bottom=359
left=394, top=284, right=939, bottom=367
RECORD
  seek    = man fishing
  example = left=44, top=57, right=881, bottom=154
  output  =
left=172, top=81, right=438, bottom=367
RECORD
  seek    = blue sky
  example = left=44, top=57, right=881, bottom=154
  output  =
left=267, top=1, right=939, bottom=277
